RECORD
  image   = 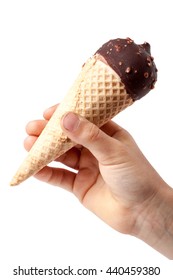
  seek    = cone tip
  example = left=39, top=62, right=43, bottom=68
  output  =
left=10, top=177, right=20, bottom=187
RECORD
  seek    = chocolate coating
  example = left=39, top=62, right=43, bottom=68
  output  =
left=95, top=38, right=157, bottom=100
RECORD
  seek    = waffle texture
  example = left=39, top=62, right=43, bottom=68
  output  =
left=10, top=55, right=133, bottom=186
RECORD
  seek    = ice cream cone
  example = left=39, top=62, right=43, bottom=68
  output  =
left=10, top=54, right=133, bottom=186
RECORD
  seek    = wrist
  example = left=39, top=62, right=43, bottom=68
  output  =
left=132, top=179, right=173, bottom=259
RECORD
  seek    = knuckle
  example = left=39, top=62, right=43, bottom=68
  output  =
left=87, top=123, right=100, bottom=142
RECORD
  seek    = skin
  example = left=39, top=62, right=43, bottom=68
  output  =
left=24, top=104, right=173, bottom=259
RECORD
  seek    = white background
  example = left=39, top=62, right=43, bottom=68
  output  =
left=0, top=0, right=173, bottom=279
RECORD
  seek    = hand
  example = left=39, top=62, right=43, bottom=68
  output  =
left=24, top=104, right=161, bottom=232
left=24, top=104, right=173, bottom=258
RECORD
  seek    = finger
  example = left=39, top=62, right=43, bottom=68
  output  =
left=34, top=166, right=76, bottom=191
left=25, top=120, right=47, bottom=136
left=101, top=120, right=132, bottom=143
left=100, top=120, right=124, bottom=137
left=61, top=112, right=121, bottom=165
left=56, top=147, right=81, bottom=170
left=43, top=104, right=58, bottom=120
left=24, top=136, right=38, bottom=151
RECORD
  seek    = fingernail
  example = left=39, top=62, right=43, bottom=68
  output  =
left=62, top=112, right=80, bottom=132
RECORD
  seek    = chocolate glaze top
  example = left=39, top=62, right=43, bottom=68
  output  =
left=95, top=38, right=158, bottom=100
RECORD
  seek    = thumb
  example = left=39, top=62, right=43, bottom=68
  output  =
left=61, top=112, right=118, bottom=164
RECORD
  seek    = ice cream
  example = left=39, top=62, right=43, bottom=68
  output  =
left=96, top=38, right=157, bottom=100
left=10, top=38, right=157, bottom=186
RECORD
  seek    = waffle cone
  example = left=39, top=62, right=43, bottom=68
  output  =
left=10, top=55, right=133, bottom=186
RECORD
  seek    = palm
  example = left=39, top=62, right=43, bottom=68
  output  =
left=60, top=146, right=128, bottom=231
